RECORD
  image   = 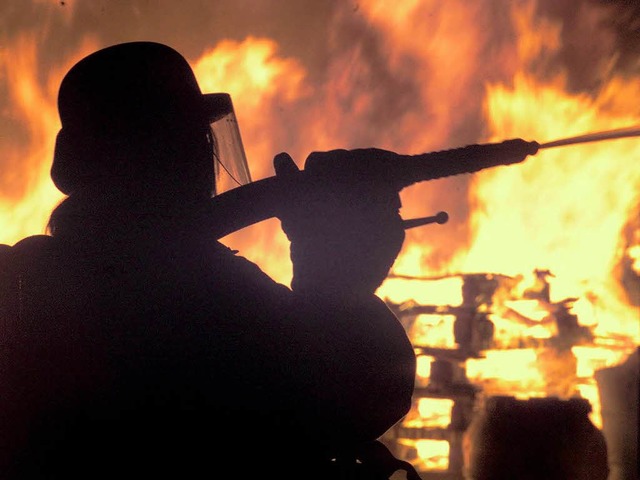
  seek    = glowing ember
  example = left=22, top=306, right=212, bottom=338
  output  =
left=380, top=4, right=639, bottom=467
left=379, top=274, right=464, bottom=306
left=415, top=354, right=433, bottom=380
left=466, top=349, right=544, bottom=393
left=414, top=439, right=450, bottom=471
left=416, top=398, right=453, bottom=428
left=409, top=314, right=457, bottom=348
left=628, top=241, right=640, bottom=275
left=396, top=438, right=451, bottom=472
left=193, top=37, right=310, bottom=283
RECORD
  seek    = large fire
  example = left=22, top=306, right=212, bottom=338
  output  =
left=1, top=0, right=638, bottom=476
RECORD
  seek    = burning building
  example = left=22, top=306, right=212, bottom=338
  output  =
left=378, top=270, right=638, bottom=478
left=1, top=1, right=639, bottom=478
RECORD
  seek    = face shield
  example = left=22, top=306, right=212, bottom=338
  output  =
left=203, top=93, right=252, bottom=196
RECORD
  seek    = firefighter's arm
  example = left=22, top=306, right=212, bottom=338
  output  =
left=273, top=150, right=405, bottom=297
left=271, top=150, right=414, bottom=444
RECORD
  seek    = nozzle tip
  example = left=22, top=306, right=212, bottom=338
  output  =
left=435, top=211, right=449, bottom=224
left=529, top=141, right=540, bottom=155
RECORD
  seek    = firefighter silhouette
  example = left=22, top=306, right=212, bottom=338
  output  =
left=0, top=42, right=417, bottom=479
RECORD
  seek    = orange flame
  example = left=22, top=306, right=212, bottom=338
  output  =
left=0, top=36, right=97, bottom=245
left=361, top=0, right=640, bottom=465
left=192, top=37, right=312, bottom=284
left=1, top=1, right=639, bottom=473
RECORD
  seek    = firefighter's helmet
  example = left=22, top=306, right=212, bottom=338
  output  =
left=52, top=41, right=250, bottom=197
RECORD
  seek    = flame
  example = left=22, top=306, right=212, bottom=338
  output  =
left=182, top=2, right=639, bottom=465
left=414, top=439, right=450, bottom=471
left=192, top=37, right=311, bottom=284
left=0, top=36, right=97, bottom=245
left=459, top=68, right=640, bottom=427
left=466, top=349, right=545, bottom=395
left=0, top=36, right=62, bottom=244
left=417, top=398, right=453, bottom=428
left=193, top=37, right=309, bottom=179
left=629, top=244, right=640, bottom=274
left=1, top=0, right=639, bottom=474
left=397, top=438, right=450, bottom=472
left=364, top=0, right=640, bottom=468
left=452, top=0, right=640, bottom=344
left=415, top=354, right=433, bottom=380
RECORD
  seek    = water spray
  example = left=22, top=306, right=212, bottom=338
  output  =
left=537, top=125, right=640, bottom=150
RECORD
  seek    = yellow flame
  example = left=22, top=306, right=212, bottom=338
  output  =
left=0, top=36, right=97, bottom=245
left=417, top=398, right=453, bottom=428
left=1, top=3, right=638, bottom=467
left=415, top=354, right=433, bottom=381
left=193, top=37, right=309, bottom=180
left=359, top=3, right=638, bottom=459
left=466, top=349, right=546, bottom=397
left=629, top=244, right=640, bottom=274
left=409, top=314, right=457, bottom=348
left=414, top=439, right=449, bottom=471
left=192, top=37, right=310, bottom=285
left=396, top=438, right=450, bottom=471
left=572, top=345, right=630, bottom=379
left=575, top=382, right=602, bottom=428
left=379, top=274, right=464, bottom=306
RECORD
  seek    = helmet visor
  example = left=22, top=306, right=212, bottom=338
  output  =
left=204, top=93, right=252, bottom=195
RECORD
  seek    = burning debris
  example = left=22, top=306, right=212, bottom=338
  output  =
left=379, top=269, right=638, bottom=477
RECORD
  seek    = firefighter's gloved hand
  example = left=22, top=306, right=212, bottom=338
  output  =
left=273, top=150, right=405, bottom=297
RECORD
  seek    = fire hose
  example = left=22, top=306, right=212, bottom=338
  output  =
left=209, top=126, right=640, bottom=239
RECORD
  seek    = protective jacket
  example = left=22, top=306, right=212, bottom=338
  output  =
left=0, top=227, right=416, bottom=479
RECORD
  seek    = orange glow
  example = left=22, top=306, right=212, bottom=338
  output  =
left=1, top=1, right=639, bottom=475
left=414, top=439, right=450, bottom=471
left=0, top=36, right=63, bottom=244
left=379, top=274, right=464, bottom=306
left=396, top=438, right=450, bottom=471
left=466, top=349, right=545, bottom=394
left=629, top=244, right=640, bottom=274
left=415, top=354, right=433, bottom=381
left=192, top=37, right=311, bottom=284
left=193, top=36, right=309, bottom=180
left=409, top=314, right=457, bottom=348
left=417, top=398, right=453, bottom=428
left=384, top=2, right=639, bottom=458
left=0, top=36, right=97, bottom=246
left=358, top=0, right=502, bottom=147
